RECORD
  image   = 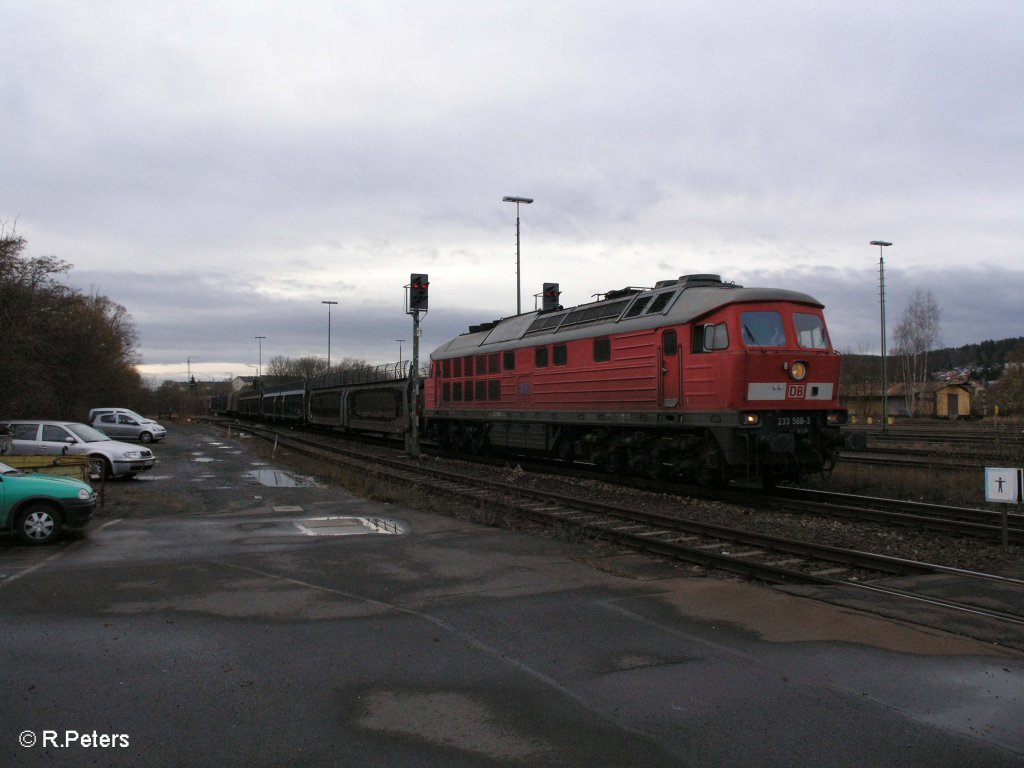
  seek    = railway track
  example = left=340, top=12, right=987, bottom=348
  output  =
left=236, top=422, right=1024, bottom=638
left=839, top=422, right=1024, bottom=470
left=756, top=486, right=1024, bottom=545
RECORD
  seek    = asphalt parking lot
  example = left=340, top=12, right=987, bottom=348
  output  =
left=2, top=421, right=1024, bottom=767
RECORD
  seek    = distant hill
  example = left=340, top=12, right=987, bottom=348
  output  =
left=840, top=337, right=1024, bottom=383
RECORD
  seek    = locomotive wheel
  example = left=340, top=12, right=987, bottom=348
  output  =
left=556, top=439, right=575, bottom=465
left=432, top=424, right=453, bottom=451
left=695, top=439, right=725, bottom=487
left=647, top=451, right=670, bottom=480
left=601, top=448, right=627, bottom=475
left=469, top=426, right=489, bottom=454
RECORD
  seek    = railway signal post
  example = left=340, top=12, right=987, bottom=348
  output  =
left=406, top=274, right=429, bottom=458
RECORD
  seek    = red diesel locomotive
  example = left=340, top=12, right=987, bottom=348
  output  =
left=423, top=274, right=862, bottom=485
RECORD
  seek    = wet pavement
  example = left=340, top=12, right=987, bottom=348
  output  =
left=2, top=421, right=1023, bottom=767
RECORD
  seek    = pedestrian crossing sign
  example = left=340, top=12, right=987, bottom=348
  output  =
left=985, top=467, right=1020, bottom=503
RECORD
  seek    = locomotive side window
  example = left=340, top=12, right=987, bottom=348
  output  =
left=488, top=354, right=500, bottom=374
left=503, top=351, right=515, bottom=371
left=694, top=323, right=729, bottom=352
left=443, top=359, right=451, bottom=378
left=475, top=381, right=487, bottom=401
left=593, top=337, right=611, bottom=362
left=475, top=355, right=486, bottom=375
left=465, top=356, right=474, bottom=376
left=452, top=382, right=463, bottom=401
left=453, top=358, right=462, bottom=377
left=741, top=311, right=786, bottom=347
left=488, top=379, right=500, bottom=400
left=663, top=330, right=678, bottom=356
left=536, top=347, right=549, bottom=368
left=795, top=313, right=829, bottom=349
left=553, top=344, right=568, bottom=366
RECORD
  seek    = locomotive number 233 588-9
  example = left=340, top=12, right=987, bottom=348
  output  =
left=776, top=415, right=812, bottom=427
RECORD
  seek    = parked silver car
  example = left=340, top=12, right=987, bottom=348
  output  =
left=90, top=412, right=167, bottom=443
left=2, top=420, right=156, bottom=479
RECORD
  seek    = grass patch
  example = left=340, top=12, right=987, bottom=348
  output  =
left=811, top=463, right=982, bottom=506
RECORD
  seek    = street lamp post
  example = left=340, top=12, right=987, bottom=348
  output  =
left=396, top=339, right=405, bottom=369
left=870, top=241, right=892, bottom=431
left=254, top=336, right=266, bottom=378
left=503, top=195, right=534, bottom=314
left=322, top=301, right=338, bottom=369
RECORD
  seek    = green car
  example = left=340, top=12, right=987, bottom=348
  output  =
left=0, top=460, right=98, bottom=544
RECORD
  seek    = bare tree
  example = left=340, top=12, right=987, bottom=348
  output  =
left=1, top=225, right=143, bottom=418
left=991, top=342, right=1024, bottom=416
left=891, top=289, right=942, bottom=416
left=265, top=355, right=373, bottom=381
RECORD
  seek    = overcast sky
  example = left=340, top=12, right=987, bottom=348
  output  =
left=4, top=0, right=1023, bottom=382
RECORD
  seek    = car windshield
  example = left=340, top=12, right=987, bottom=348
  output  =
left=65, top=423, right=112, bottom=443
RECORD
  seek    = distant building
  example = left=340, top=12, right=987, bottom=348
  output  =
left=841, top=380, right=979, bottom=420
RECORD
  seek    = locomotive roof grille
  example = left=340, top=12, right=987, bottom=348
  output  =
left=562, top=298, right=632, bottom=327
left=440, top=274, right=812, bottom=360
left=525, top=312, right=566, bottom=334
left=647, top=291, right=677, bottom=313
left=524, top=290, right=680, bottom=336
left=623, top=295, right=652, bottom=318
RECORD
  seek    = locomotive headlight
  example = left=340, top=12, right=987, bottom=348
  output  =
left=741, top=413, right=760, bottom=426
left=827, top=410, right=848, bottom=425
left=788, top=361, right=808, bottom=381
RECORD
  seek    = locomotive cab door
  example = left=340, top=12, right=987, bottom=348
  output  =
left=660, top=329, right=682, bottom=407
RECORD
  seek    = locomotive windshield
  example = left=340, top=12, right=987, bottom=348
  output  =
left=741, top=311, right=786, bottom=347
left=795, top=312, right=829, bottom=349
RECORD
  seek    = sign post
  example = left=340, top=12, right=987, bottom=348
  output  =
left=984, top=467, right=1021, bottom=552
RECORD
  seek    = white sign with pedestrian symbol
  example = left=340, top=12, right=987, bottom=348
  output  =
left=984, top=467, right=1020, bottom=503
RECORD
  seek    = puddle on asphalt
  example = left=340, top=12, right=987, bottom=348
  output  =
left=243, top=468, right=319, bottom=487
left=136, top=475, right=173, bottom=481
left=295, top=516, right=408, bottom=536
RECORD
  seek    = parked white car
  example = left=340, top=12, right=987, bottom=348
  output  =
left=90, top=412, right=167, bottom=443
left=2, top=420, right=157, bottom=479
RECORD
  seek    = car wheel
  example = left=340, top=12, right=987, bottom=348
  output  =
left=16, top=504, right=61, bottom=545
left=89, top=455, right=112, bottom=480
left=139, top=431, right=153, bottom=443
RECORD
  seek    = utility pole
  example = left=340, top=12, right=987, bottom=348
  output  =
left=870, top=241, right=892, bottom=431
left=254, top=336, right=266, bottom=379
left=503, top=196, right=534, bottom=314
